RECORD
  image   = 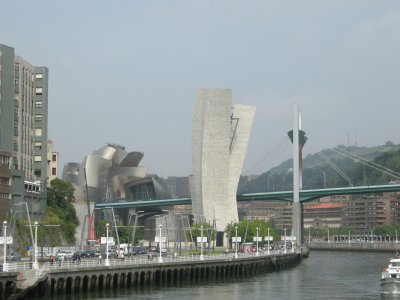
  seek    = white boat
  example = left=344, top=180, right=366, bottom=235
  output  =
left=381, top=257, right=400, bottom=294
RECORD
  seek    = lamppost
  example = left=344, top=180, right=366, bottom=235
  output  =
left=159, top=224, right=163, bottom=263
left=256, top=227, right=259, bottom=256
left=396, top=229, right=398, bottom=244
left=267, top=227, right=270, bottom=255
left=284, top=228, right=287, bottom=254
left=235, top=226, right=238, bottom=259
left=3, top=221, right=7, bottom=272
left=105, top=223, right=110, bottom=266
left=371, top=229, right=373, bottom=244
left=130, top=210, right=144, bottom=254
left=32, top=221, right=39, bottom=270
left=328, top=229, right=330, bottom=244
left=200, top=225, right=204, bottom=260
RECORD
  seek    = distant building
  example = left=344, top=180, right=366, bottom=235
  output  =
left=303, top=203, right=343, bottom=229
left=47, top=140, right=59, bottom=184
left=342, top=194, right=391, bottom=229
left=165, top=176, right=191, bottom=198
left=0, top=44, right=49, bottom=217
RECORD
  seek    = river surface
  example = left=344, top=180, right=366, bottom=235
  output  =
left=44, top=251, right=400, bottom=300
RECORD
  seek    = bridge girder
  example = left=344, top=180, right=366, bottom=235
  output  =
left=93, top=184, right=400, bottom=210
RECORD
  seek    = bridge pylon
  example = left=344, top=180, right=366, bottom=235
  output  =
left=290, top=104, right=307, bottom=245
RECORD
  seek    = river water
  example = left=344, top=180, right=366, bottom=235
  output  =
left=45, top=251, right=400, bottom=300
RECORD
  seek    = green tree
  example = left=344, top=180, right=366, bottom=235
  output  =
left=185, top=222, right=216, bottom=249
left=226, top=219, right=279, bottom=248
left=46, top=178, right=79, bottom=244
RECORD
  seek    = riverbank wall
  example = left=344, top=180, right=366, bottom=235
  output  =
left=11, top=252, right=300, bottom=299
left=308, top=242, right=400, bottom=253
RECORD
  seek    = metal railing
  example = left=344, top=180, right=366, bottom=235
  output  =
left=43, top=249, right=283, bottom=270
left=5, top=249, right=287, bottom=276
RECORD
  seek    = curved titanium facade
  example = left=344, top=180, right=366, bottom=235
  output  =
left=62, top=144, right=170, bottom=203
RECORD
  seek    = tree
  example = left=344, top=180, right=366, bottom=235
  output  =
left=46, top=178, right=79, bottom=244
left=226, top=219, right=279, bottom=248
left=185, top=222, right=216, bottom=249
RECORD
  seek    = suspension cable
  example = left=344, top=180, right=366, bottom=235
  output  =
left=332, top=147, right=400, bottom=179
left=318, top=152, right=353, bottom=186
left=238, top=135, right=291, bottom=192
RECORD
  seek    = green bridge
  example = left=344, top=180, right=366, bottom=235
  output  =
left=95, top=184, right=400, bottom=209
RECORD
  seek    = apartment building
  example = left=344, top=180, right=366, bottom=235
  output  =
left=0, top=44, right=49, bottom=217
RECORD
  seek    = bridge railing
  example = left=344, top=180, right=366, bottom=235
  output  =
left=3, top=249, right=288, bottom=275
left=42, top=249, right=285, bottom=270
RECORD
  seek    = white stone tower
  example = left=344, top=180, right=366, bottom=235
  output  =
left=191, top=89, right=255, bottom=232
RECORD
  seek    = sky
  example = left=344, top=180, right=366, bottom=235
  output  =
left=1, top=1, right=399, bottom=177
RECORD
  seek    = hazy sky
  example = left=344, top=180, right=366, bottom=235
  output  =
left=2, top=1, right=399, bottom=176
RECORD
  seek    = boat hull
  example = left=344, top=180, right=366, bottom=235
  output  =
left=381, top=278, right=400, bottom=294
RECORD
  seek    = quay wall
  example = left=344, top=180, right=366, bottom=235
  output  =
left=17, top=253, right=300, bottom=298
left=308, top=242, right=400, bottom=253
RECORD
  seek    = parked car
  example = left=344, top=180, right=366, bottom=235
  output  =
left=65, top=250, right=74, bottom=259
left=81, top=250, right=96, bottom=258
left=56, top=251, right=67, bottom=261
left=132, top=246, right=147, bottom=255
left=6, top=253, right=21, bottom=261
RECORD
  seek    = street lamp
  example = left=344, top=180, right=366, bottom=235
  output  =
left=105, top=223, right=110, bottom=266
left=159, top=224, right=163, bottom=263
left=235, top=226, right=238, bottom=259
left=3, top=221, right=7, bottom=272
left=32, top=221, right=39, bottom=270
left=267, top=227, right=270, bottom=255
left=256, top=227, right=259, bottom=256
left=284, top=228, right=287, bottom=254
left=200, top=225, right=204, bottom=260
left=130, top=210, right=144, bottom=254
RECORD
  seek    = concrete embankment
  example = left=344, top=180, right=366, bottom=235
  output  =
left=308, top=242, right=400, bottom=253
left=10, top=252, right=301, bottom=299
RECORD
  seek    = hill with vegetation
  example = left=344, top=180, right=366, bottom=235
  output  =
left=239, top=141, right=400, bottom=193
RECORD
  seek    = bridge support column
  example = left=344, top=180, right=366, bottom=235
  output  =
left=291, top=103, right=304, bottom=246
left=292, top=202, right=303, bottom=245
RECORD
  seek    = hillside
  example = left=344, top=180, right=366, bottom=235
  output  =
left=238, top=141, right=400, bottom=193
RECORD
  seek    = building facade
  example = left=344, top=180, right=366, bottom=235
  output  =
left=303, top=203, right=343, bottom=229
left=342, top=194, right=391, bottom=229
left=47, top=140, right=58, bottom=184
left=0, top=44, right=48, bottom=217
left=165, top=176, right=191, bottom=198
left=191, top=89, right=256, bottom=232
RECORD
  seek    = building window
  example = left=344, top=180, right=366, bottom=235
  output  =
left=35, top=101, right=42, bottom=108
left=35, top=115, right=42, bottom=122
left=34, top=142, right=42, bottom=149
left=52, top=168, right=56, bottom=176
left=35, top=128, right=42, bottom=136
left=0, top=193, right=10, bottom=200
left=52, top=154, right=56, bottom=162
left=35, top=87, right=43, bottom=95
left=35, top=73, right=43, bottom=79
left=34, top=156, right=42, bottom=162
